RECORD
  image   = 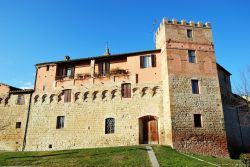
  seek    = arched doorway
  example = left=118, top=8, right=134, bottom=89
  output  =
left=139, top=115, right=159, bottom=144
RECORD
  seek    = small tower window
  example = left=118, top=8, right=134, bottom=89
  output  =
left=188, top=50, right=196, bottom=63
left=46, top=65, right=50, bottom=71
left=191, top=80, right=199, bottom=94
left=187, top=29, right=193, bottom=38
left=16, top=122, right=21, bottom=129
left=194, top=114, right=202, bottom=128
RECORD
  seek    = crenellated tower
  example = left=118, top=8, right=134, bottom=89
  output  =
left=156, top=18, right=229, bottom=157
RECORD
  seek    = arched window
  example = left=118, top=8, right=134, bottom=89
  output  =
left=105, top=118, right=115, bottom=134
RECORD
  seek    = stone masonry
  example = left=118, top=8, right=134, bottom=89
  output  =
left=0, top=18, right=232, bottom=157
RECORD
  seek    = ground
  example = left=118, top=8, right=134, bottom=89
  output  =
left=0, top=145, right=245, bottom=167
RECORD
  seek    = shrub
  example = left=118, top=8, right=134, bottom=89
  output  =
left=240, top=153, right=250, bottom=166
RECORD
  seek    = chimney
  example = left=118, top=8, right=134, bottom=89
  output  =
left=65, top=55, right=70, bottom=61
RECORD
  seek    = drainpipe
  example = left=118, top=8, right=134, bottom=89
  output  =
left=22, top=92, right=33, bottom=151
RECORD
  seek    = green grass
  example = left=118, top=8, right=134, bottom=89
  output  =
left=0, top=145, right=246, bottom=167
left=0, top=146, right=151, bottom=167
left=152, top=145, right=245, bottom=167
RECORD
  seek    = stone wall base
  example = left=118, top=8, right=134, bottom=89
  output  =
left=172, top=132, right=229, bottom=157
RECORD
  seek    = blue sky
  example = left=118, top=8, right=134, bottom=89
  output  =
left=0, top=0, right=249, bottom=91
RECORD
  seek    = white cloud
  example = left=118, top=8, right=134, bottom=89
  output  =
left=14, top=80, right=34, bottom=89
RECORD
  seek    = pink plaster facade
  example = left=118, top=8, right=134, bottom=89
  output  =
left=35, top=50, right=162, bottom=93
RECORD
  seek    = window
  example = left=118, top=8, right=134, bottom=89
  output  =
left=105, top=118, right=115, bottom=134
left=121, top=83, right=131, bottom=98
left=140, top=55, right=156, bottom=68
left=98, top=61, right=110, bottom=76
left=56, top=116, right=65, bottom=129
left=17, top=94, right=25, bottom=105
left=194, top=114, right=202, bottom=127
left=16, top=122, right=21, bottom=129
left=187, top=29, right=193, bottom=38
left=46, top=65, right=50, bottom=71
left=191, top=80, right=199, bottom=94
left=55, top=66, right=74, bottom=79
left=49, top=144, right=52, bottom=148
left=65, top=67, right=73, bottom=77
left=188, top=50, right=196, bottom=63
left=63, top=89, right=71, bottom=103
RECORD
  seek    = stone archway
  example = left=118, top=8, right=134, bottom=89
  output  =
left=139, top=115, right=159, bottom=144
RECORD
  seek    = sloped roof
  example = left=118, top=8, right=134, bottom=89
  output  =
left=0, top=82, right=21, bottom=91
left=36, top=49, right=161, bottom=66
left=216, top=63, right=232, bottom=76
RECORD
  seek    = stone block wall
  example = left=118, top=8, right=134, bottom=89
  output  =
left=25, top=82, right=164, bottom=151
left=169, top=75, right=228, bottom=157
left=0, top=93, right=31, bottom=151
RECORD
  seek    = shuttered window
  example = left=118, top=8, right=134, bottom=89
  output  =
left=17, top=94, right=25, bottom=105
left=140, top=55, right=156, bottom=68
left=98, top=61, right=110, bottom=76
left=56, top=116, right=65, bottom=129
left=63, top=89, right=71, bottom=103
left=121, top=83, right=131, bottom=98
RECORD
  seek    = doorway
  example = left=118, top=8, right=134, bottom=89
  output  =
left=139, top=115, right=159, bottom=144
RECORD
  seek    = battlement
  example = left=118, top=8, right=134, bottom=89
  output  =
left=156, top=18, right=211, bottom=36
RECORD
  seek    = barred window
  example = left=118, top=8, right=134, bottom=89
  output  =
left=56, top=116, right=65, bottom=129
left=17, top=94, right=25, bottom=105
left=105, top=118, right=115, bottom=134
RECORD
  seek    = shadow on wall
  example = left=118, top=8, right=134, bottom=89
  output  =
left=223, top=106, right=250, bottom=158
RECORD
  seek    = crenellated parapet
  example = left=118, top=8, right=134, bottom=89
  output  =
left=156, top=18, right=211, bottom=36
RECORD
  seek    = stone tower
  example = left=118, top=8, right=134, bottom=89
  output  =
left=155, top=18, right=229, bottom=156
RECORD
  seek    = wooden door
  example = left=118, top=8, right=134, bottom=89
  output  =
left=148, top=120, right=158, bottom=144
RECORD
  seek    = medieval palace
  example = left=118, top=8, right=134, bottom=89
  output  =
left=1, top=18, right=245, bottom=157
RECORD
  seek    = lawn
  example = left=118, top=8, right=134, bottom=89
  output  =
left=0, top=145, right=246, bottom=167
left=152, top=145, right=245, bottom=167
left=0, top=146, right=151, bottom=167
